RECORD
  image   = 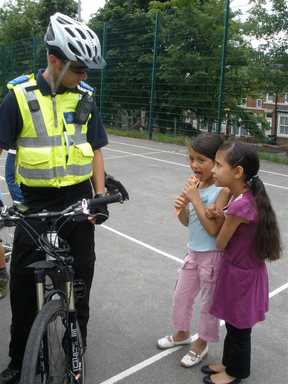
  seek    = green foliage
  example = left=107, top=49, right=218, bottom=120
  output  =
left=231, top=106, right=267, bottom=138
left=88, top=0, right=258, bottom=135
left=0, top=0, right=40, bottom=43
left=36, top=0, right=78, bottom=36
left=0, top=0, right=77, bottom=44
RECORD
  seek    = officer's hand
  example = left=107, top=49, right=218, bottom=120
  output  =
left=89, top=193, right=109, bottom=225
left=89, top=204, right=109, bottom=225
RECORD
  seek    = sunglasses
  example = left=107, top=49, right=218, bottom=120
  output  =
left=68, top=65, right=87, bottom=74
left=61, top=61, right=87, bottom=74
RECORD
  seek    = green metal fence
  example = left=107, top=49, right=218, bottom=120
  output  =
left=1, top=11, right=287, bottom=143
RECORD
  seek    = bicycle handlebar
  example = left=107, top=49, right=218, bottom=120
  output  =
left=0, top=191, right=126, bottom=225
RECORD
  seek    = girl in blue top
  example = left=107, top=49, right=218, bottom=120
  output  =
left=157, top=133, right=229, bottom=368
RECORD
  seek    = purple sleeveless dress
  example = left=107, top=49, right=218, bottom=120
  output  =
left=210, top=191, right=269, bottom=329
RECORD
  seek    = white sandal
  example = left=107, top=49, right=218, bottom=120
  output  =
left=157, top=335, right=192, bottom=349
left=181, top=345, right=208, bottom=367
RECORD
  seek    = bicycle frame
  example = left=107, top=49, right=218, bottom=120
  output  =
left=1, top=189, right=128, bottom=383
left=31, top=230, right=83, bottom=380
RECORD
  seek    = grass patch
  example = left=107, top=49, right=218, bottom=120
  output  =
left=106, top=128, right=188, bottom=145
left=258, top=151, right=288, bottom=165
left=106, top=128, right=288, bottom=165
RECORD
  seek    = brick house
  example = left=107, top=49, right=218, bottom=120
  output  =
left=241, top=94, right=288, bottom=144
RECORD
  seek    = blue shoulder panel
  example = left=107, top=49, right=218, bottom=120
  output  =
left=8, top=75, right=29, bottom=86
left=79, top=81, right=95, bottom=93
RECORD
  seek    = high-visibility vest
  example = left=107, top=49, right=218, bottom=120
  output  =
left=7, top=74, right=95, bottom=188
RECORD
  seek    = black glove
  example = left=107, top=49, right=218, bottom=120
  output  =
left=91, top=194, right=109, bottom=225
left=105, top=173, right=129, bottom=201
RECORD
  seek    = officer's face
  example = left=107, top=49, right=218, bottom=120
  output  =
left=50, top=56, right=87, bottom=88
left=60, top=61, right=88, bottom=88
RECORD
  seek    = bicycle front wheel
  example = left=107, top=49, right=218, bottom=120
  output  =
left=20, top=299, right=85, bottom=384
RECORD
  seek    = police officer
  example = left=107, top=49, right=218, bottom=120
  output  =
left=0, top=13, right=108, bottom=384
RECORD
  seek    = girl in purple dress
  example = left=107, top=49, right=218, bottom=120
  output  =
left=201, top=142, right=281, bottom=384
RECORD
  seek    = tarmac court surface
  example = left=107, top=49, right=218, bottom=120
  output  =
left=0, top=135, right=287, bottom=384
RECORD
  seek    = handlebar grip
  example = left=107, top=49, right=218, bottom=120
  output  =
left=86, top=193, right=123, bottom=210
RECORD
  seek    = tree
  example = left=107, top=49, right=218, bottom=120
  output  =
left=247, top=0, right=288, bottom=141
left=87, top=0, right=258, bottom=135
left=0, top=0, right=78, bottom=44
left=0, top=0, right=40, bottom=43
left=88, top=1, right=156, bottom=128
left=37, top=0, right=77, bottom=36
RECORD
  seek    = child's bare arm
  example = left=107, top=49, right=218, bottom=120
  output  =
left=215, top=187, right=231, bottom=210
left=175, top=193, right=189, bottom=226
left=183, top=180, right=220, bottom=236
left=211, top=187, right=231, bottom=233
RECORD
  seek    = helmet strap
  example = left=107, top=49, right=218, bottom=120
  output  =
left=48, top=60, right=71, bottom=96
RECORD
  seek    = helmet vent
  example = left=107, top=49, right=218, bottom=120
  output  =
left=68, top=42, right=81, bottom=56
left=77, top=40, right=85, bottom=54
left=45, top=25, right=55, bottom=40
left=76, top=28, right=86, bottom=40
left=65, top=27, right=76, bottom=38
left=85, top=45, right=91, bottom=57
left=57, top=16, right=72, bottom=25
left=87, top=30, right=94, bottom=39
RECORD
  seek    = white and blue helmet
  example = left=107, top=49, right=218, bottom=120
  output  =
left=44, top=12, right=106, bottom=70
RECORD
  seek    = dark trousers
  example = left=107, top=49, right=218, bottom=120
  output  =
left=9, top=218, right=95, bottom=368
left=222, top=322, right=252, bottom=379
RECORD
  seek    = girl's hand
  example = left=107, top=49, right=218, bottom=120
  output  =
left=183, top=176, right=200, bottom=202
left=206, top=204, right=217, bottom=219
left=175, top=193, right=189, bottom=210
left=206, top=204, right=225, bottom=220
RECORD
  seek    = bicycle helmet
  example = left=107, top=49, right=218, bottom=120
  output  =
left=44, top=12, right=106, bottom=70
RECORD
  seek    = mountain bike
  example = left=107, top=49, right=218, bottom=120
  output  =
left=0, top=178, right=128, bottom=384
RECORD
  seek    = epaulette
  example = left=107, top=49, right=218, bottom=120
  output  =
left=8, top=75, right=30, bottom=86
left=78, top=81, right=95, bottom=95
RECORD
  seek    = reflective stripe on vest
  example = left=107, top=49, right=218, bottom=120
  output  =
left=18, top=136, right=62, bottom=147
left=21, top=85, right=47, bottom=137
left=9, top=74, right=94, bottom=188
left=18, top=163, right=93, bottom=179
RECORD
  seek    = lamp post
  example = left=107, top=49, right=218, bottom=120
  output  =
left=217, top=0, right=230, bottom=134
left=78, top=0, right=82, bottom=21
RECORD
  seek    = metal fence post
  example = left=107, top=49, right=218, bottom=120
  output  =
left=148, top=12, right=160, bottom=140
left=100, top=22, right=107, bottom=117
left=32, top=37, right=37, bottom=74
left=217, top=0, right=230, bottom=134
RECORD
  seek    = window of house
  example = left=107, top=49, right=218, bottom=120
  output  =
left=266, top=94, right=274, bottom=103
left=256, top=99, right=262, bottom=109
left=279, top=115, right=288, bottom=135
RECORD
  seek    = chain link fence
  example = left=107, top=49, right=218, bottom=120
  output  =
left=0, top=13, right=287, bottom=144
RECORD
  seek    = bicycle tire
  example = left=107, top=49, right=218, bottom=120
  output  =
left=20, top=299, right=85, bottom=384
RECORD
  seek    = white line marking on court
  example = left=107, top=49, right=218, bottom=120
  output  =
left=269, top=282, right=288, bottom=297
left=109, top=140, right=186, bottom=155
left=260, top=169, right=288, bottom=178
left=263, top=183, right=288, bottom=190
left=104, top=148, right=189, bottom=167
left=96, top=251, right=288, bottom=384
left=110, top=140, right=288, bottom=178
left=105, top=148, right=288, bottom=190
left=101, top=224, right=183, bottom=264
left=104, top=150, right=167, bottom=160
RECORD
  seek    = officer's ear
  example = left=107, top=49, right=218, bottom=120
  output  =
left=48, top=54, right=62, bottom=71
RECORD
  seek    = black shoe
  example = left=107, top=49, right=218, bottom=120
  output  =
left=201, top=365, right=219, bottom=375
left=203, top=374, right=241, bottom=384
left=0, top=364, right=20, bottom=384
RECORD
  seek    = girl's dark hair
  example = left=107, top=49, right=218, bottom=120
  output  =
left=189, top=133, right=223, bottom=160
left=219, top=142, right=281, bottom=261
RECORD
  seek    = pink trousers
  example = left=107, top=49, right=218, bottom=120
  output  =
left=172, top=249, right=222, bottom=342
